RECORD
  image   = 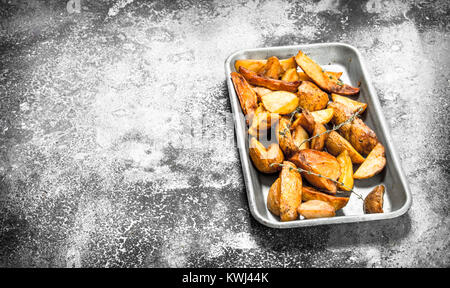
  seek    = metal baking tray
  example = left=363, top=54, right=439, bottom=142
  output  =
left=225, top=43, right=412, bottom=228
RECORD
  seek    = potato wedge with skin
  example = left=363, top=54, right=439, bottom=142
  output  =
left=262, top=91, right=299, bottom=114
left=230, top=72, right=258, bottom=117
left=248, top=105, right=280, bottom=137
left=276, top=116, right=298, bottom=157
left=295, top=50, right=360, bottom=96
left=249, top=137, right=284, bottom=173
left=364, top=185, right=385, bottom=214
left=292, top=124, right=309, bottom=150
left=298, top=71, right=343, bottom=82
left=239, top=67, right=301, bottom=92
left=310, top=122, right=328, bottom=151
left=280, top=57, right=297, bottom=71
left=310, top=108, right=334, bottom=124
left=302, top=186, right=349, bottom=211
left=279, top=161, right=302, bottom=221
left=336, top=150, right=354, bottom=191
left=289, top=149, right=341, bottom=193
left=325, top=131, right=365, bottom=164
left=354, top=143, right=386, bottom=179
left=291, top=109, right=315, bottom=134
left=234, top=57, right=296, bottom=73
left=297, top=81, right=330, bottom=112
left=298, top=200, right=335, bottom=219
left=267, top=177, right=281, bottom=216
left=259, top=56, right=284, bottom=79
left=281, top=68, right=300, bottom=82
left=332, top=93, right=367, bottom=114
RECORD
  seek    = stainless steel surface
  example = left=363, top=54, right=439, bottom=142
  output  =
left=225, top=43, right=412, bottom=228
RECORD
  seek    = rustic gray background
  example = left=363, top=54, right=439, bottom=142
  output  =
left=0, top=0, right=449, bottom=267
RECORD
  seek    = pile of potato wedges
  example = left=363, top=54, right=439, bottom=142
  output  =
left=231, top=50, right=386, bottom=221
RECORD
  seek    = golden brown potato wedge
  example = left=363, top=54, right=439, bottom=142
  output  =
left=280, top=57, right=297, bottom=71
left=289, top=149, right=341, bottom=193
left=310, top=108, right=334, bottom=124
left=353, top=143, right=386, bottom=179
left=336, top=150, right=354, bottom=191
left=295, top=50, right=360, bottom=96
left=302, top=186, right=349, bottom=211
left=276, top=116, right=298, bottom=157
left=281, top=68, right=300, bottom=82
left=325, top=131, right=365, bottom=164
left=235, top=57, right=296, bottom=73
left=230, top=72, right=258, bottom=117
left=310, top=122, right=328, bottom=151
left=248, top=105, right=280, bottom=137
left=249, top=137, right=284, bottom=173
left=261, top=91, right=299, bottom=114
left=298, top=71, right=343, bottom=82
left=298, top=200, right=335, bottom=219
left=297, top=81, right=329, bottom=112
left=364, top=185, right=384, bottom=214
left=259, top=56, right=284, bottom=79
left=292, top=124, right=309, bottom=150
left=239, top=67, right=301, bottom=92
left=331, top=94, right=367, bottom=114
left=267, top=177, right=281, bottom=216
left=252, top=86, right=273, bottom=101
left=279, top=161, right=302, bottom=221
left=291, top=109, right=315, bottom=134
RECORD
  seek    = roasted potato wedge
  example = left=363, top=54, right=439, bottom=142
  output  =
left=230, top=72, right=258, bottom=117
left=281, top=68, right=300, bottom=82
left=259, top=56, right=284, bottom=79
left=292, top=124, right=309, bottom=150
left=353, top=143, right=386, bottom=179
left=297, top=81, right=329, bottom=112
left=239, top=67, right=301, bottom=92
left=310, top=122, right=328, bottom=151
left=249, top=137, right=284, bottom=173
left=290, top=149, right=341, bottom=193
left=279, top=161, right=302, bottom=221
left=267, top=177, right=281, bottom=216
left=276, top=116, right=298, bottom=157
left=302, top=186, right=349, bottom=211
left=364, top=185, right=385, bottom=214
left=310, top=108, right=334, bottom=124
left=291, top=109, right=315, bottom=134
left=331, top=94, right=367, bottom=114
left=336, top=150, right=354, bottom=191
left=298, top=200, right=335, bottom=219
left=252, top=86, right=272, bottom=101
left=248, top=105, right=280, bottom=137
left=261, top=91, right=299, bottom=114
left=295, top=50, right=360, bottom=96
left=280, top=57, right=297, bottom=71
left=298, top=71, right=343, bottom=82
left=235, top=57, right=296, bottom=73
left=325, top=131, right=365, bottom=164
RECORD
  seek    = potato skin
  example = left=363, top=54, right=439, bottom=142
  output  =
left=276, top=116, right=299, bottom=157
left=291, top=110, right=315, bottom=134
left=289, top=149, right=340, bottom=193
left=310, top=122, right=328, bottom=151
left=267, top=177, right=281, bottom=216
left=292, top=124, right=309, bottom=150
left=325, top=131, right=365, bottom=164
left=364, top=185, right=385, bottom=213
left=298, top=200, right=335, bottom=219
left=249, top=137, right=284, bottom=173
left=239, top=67, right=301, bottom=92
left=279, top=161, right=302, bottom=221
left=354, top=143, right=386, bottom=179
left=230, top=72, right=258, bottom=117
left=281, top=68, right=300, bottom=82
left=259, top=56, right=284, bottom=79
left=302, top=186, right=349, bottom=211
left=235, top=58, right=296, bottom=73
left=297, top=81, right=329, bottom=112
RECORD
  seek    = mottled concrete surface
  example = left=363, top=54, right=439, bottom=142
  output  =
left=0, top=0, right=449, bottom=267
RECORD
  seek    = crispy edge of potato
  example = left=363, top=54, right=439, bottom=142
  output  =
left=298, top=71, right=343, bottom=81
left=279, top=161, right=302, bottom=221
left=239, top=66, right=301, bottom=92
left=353, top=143, right=386, bottom=179
left=230, top=72, right=258, bottom=117
left=281, top=68, right=300, bottom=82
left=302, top=186, right=349, bottom=211
left=295, top=50, right=360, bottom=96
left=280, top=57, right=297, bottom=71
left=297, top=81, right=330, bottom=112
left=291, top=109, right=315, bottom=134
left=310, top=108, right=334, bottom=124
left=364, top=185, right=385, bottom=214
left=261, top=91, right=299, bottom=114
left=267, top=177, right=281, bottom=216
left=348, top=118, right=379, bottom=156
left=331, top=93, right=367, bottom=114
left=336, top=150, right=354, bottom=191
left=259, top=56, right=284, bottom=79
left=292, top=124, right=309, bottom=150
left=249, top=137, right=284, bottom=173
left=310, top=122, right=328, bottom=151
left=276, top=116, right=298, bottom=157
left=298, top=200, right=335, bottom=219
left=325, top=131, right=365, bottom=164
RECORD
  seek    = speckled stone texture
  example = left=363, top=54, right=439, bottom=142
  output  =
left=0, top=0, right=449, bottom=268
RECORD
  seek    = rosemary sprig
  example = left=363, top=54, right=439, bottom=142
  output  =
left=297, top=106, right=364, bottom=148
left=270, top=163, right=363, bottom=200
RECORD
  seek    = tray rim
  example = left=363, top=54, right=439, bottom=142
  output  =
left=224, top=42, right=412, bottom=228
